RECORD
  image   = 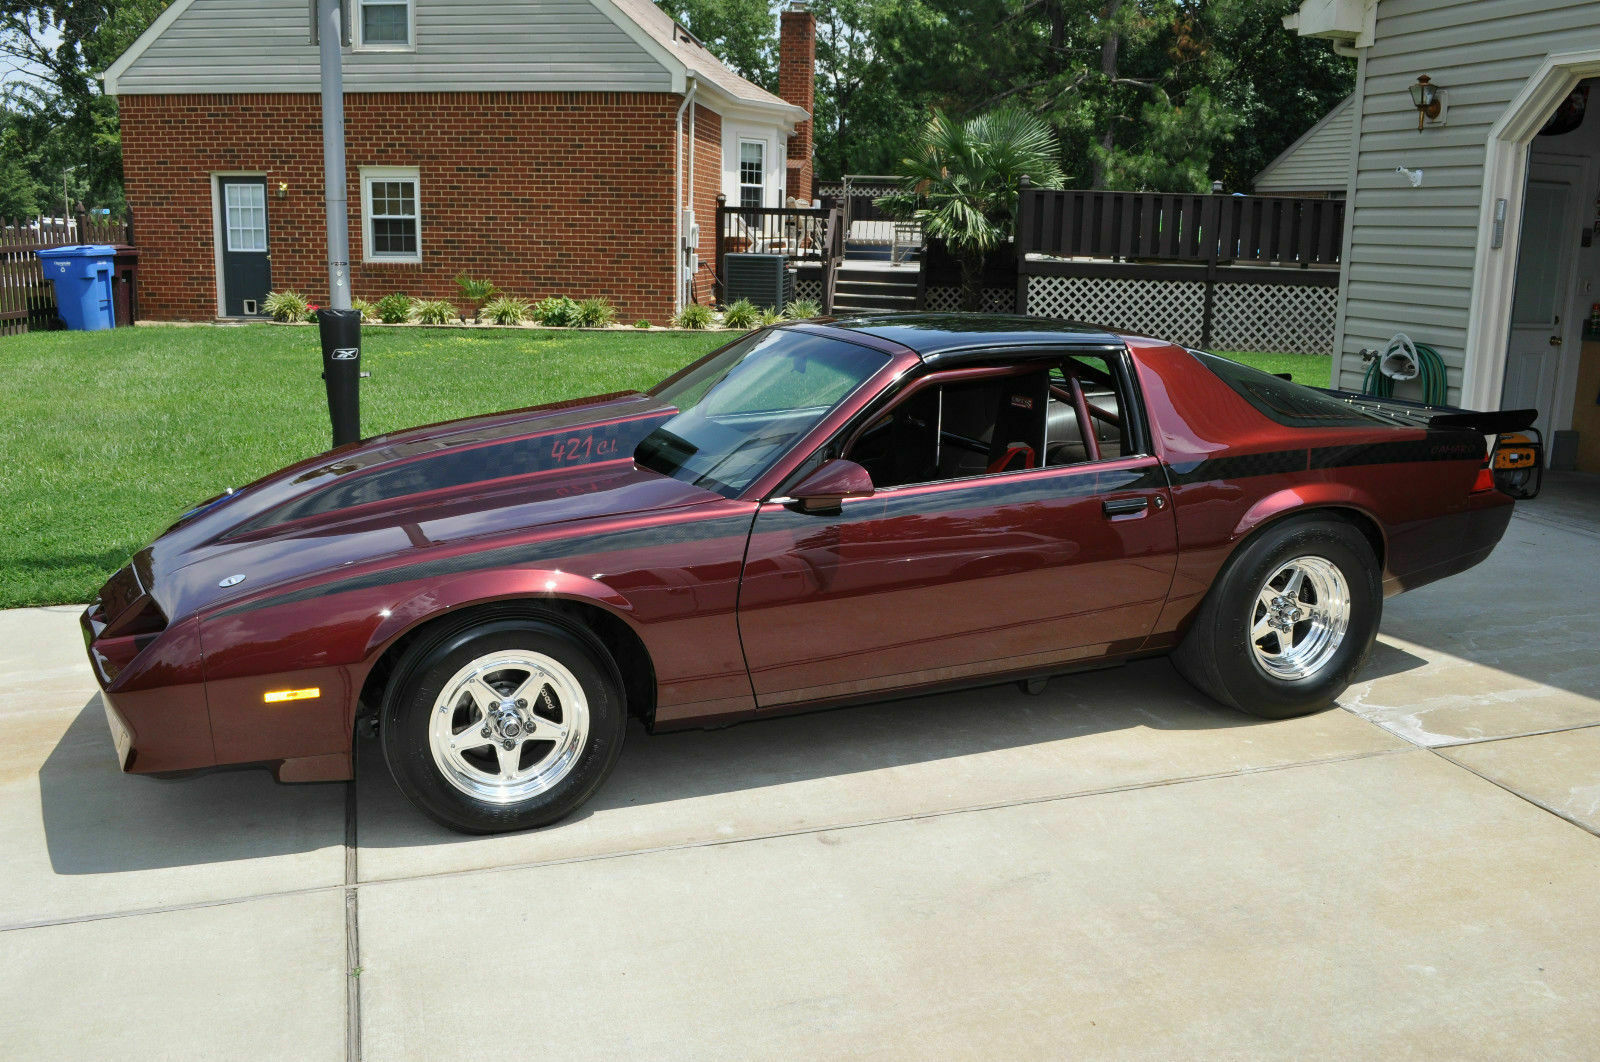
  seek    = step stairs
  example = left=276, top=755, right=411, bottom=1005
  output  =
left=830, top=263, right=921, bottom=314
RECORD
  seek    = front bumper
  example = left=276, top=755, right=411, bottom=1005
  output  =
left=80, top=603, right=215, bottom=775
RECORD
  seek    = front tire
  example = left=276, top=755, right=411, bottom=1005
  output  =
left=1171, top=516, right=1381, bottom=719
left=381, top=616, right=627, bottom=833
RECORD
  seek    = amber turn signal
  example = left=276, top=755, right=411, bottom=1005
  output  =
left=264, top=687, right=321, bottom=703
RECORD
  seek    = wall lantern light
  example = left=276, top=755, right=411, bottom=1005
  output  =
left=1410, top=74, right=1445, bottom=130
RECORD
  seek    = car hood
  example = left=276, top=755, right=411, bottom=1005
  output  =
left=118, top=389, right=720, bottom=624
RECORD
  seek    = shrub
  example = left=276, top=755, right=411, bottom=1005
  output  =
left=454, top=275, right=499, bottom=322
left=532, top=296, right=579, bottom=327
left=374, top=293, right=414, bottom=324
left=262, top=290, right=309, bottom=323
left=413, top=298, right=458, bottom=325
left=634, top=319, right=651, bottom=329
left=573, top=297, right=617, bottom=328
left=783, top=298, right=822, bottom=320
left=303, top=302, right=321, bottom=322
left=482, top=296, right=532, bottom=325
left=721, top=299, right=760, bottom=329
left=350, top=296, right=374, bottom=322
left=673, top=303, right=714, bottom=329
left=758, top=308, right=784, bottom=327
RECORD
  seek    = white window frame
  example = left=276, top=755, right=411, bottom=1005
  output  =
left=352, top=0, right=415, bottom=52
left=360, top=166, right=422, bottom=263
left=738, top=139, right=767, bottom=209
left=223, top=181, right=268, bottom=253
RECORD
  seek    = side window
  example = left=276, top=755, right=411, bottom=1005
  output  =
left=357, top=0, right=413, bottom=49
left=1045, top=355, right=1135, bottom=466
left=846, top=371, right=1049, bottom=489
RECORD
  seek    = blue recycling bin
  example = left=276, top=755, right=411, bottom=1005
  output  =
left=35, top=245, right=119, bottom=331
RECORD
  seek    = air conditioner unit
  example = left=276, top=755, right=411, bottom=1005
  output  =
left=723, top=253, right=793, bottom=311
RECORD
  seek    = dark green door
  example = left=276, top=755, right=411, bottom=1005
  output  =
left=219, top=177, right=271, bottom=317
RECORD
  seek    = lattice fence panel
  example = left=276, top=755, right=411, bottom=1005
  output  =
left=794, top=277, right=822, bottom=305
left=1212, top=282, right=1336, bottom=354
left=1026, top=276, right=1206, bottom=345
left=924, top=286, right=1012, bottom=313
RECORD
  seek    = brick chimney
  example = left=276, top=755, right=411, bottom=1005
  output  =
left=779, top=3, right=816, bottom=202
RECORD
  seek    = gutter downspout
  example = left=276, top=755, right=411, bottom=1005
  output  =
left=673, top=77, right=698, bottom=316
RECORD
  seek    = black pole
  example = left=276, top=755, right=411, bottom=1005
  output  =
left=319, top=308, right=362, bottom=447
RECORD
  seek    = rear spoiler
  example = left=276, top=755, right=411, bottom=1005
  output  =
left=1318, top=388, right=1538, bottom=435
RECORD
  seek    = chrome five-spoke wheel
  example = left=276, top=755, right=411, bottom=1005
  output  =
left=1248, top=555, right=1351, bottom=680
left=428, top=650, right=590, bottom=804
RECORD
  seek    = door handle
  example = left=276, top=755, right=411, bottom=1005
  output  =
left=1102, top=496, right=1149, bottom=518
left=1550, top=335, right=1562, bottom=346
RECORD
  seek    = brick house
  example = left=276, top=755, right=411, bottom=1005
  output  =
left=104, top=0, right=815, bottom=323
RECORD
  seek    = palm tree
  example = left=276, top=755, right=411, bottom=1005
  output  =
left=879, top=108, right=1064, bottom=311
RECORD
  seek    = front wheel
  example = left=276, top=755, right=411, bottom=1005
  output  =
left=1171, top=516, right=1381, bottom=719
left=381, top=616, right=627, bottom=833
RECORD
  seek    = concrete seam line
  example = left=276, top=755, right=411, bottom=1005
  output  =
left=349, top=745, right=1416, bottom=891
left=345, top=772, right=362, bottom=1062
left=0, top=744, right=1412, bottom=934
left=1424, top=718, right=1600, bottom=749
left=1431, top=747, right=1600, bottom=841
left=1345, top=704, right=1600, bottom=841
left=1510, top=513, right=1600, bottom=542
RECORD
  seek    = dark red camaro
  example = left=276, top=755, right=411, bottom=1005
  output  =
left=83, top=315, right=1529, bottom=832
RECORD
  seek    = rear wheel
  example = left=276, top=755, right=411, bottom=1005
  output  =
left=1172, top=516, right=1380, bottom=719
left=381, top=616, right=626, bottom=833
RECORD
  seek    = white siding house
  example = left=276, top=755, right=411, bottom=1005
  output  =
left=1286, top=0, right=1600, bottom=474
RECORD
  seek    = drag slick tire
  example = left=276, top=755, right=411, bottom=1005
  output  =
left=381, top=615, right=626, bottom=834
left=1171, top=516, right=1381, bottom=720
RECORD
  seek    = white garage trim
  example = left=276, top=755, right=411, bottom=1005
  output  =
left=1462, top=48, right=1600, bottom=412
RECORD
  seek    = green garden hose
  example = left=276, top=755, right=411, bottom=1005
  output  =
left=1365, top=333, right=1448, bottom=406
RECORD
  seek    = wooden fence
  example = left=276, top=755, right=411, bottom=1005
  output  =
left=1014, top=184, right=1344, bottom=267
left=1, top=209, right=136, bottom=337
left=1014, top=182, right=1342, bottom=348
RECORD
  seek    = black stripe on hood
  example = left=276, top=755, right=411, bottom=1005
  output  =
left=229, top=413, right=673, bottom=536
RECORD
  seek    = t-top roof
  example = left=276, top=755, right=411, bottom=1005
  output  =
left=819, top=314, right=1125, bottom=363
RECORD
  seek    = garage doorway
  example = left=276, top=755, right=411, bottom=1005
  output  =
left=1503, top=156, right=1585, bottom=441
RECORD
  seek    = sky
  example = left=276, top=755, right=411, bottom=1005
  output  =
left=1, top=18, right=62, bottom=93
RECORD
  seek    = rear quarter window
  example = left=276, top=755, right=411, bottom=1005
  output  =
left=1191, top=351, right=1390, bottom=429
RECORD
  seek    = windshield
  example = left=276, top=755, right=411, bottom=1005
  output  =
left=637, top=329, right=889, bottom=496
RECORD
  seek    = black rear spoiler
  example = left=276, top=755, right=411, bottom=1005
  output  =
left=1318, top=388, right=1537, bottom=435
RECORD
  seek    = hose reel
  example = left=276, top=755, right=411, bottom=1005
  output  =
left=1361, top=332, right=1448, bottom=406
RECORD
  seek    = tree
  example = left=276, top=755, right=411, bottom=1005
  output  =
left=0, top=110, right=44, bottom=216
left=656, top=0, right=777, bottom=90
left=1201, top=0, right=1354, bottom=191
left=810, top=0, right=924, bottom=178
left=0, top=0, right=169, bottom=211
left=880, top=107, right=1063, bottom=309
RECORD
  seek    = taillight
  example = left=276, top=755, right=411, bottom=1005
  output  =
left=1472, top=465, right=1496, bottom=494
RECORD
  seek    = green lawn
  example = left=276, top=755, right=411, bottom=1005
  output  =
left=0, top=324, right=1329, bottom=608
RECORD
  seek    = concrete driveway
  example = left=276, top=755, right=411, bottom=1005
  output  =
left=4, top=480, right=1599, bottom=1060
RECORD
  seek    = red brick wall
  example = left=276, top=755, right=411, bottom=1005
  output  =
left=689, top=104, right=721, bottom=305
left=119, top=92, right=681, bottom=323
left=779, top=8, right=816, bottom=202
